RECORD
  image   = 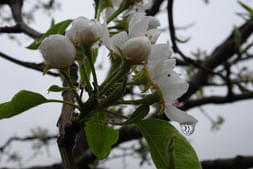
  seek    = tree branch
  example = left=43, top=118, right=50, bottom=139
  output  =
left=167, top=0, right=226, bottom=80
left=146, top=0, right=165, bottom=16
left=0, top=135, right=57, bottom=153
left=181, top=19, right=253, bottom=101
left=181, top=92, right=253, bottom=110
left=201, top=155, right=253, bottom=169
left=1, top=154, right=253, bottom=169
left=3, top=0, right=43, bottom=38
left=0, top=51, right=59, bottom=76
left=0, top=25, right=21, bottom=34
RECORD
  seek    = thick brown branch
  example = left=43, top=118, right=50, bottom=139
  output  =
left=0, top=51, right=59, bottom=76
left=57, top=64, right=80, bottom=169
left=181, top=92, right=253, bottom=110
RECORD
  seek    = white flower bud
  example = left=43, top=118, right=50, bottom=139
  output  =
left=39, top=34, right=76, bottom=69
left=66, top=17, right=100, bottom=46
left=122, top=36, right=151, bottom=64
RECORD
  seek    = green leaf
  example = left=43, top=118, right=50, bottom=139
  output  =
left=27, top=19, right=72, bottom=50
left=137, top=119, right=202, bottom=169
left=238, top=1, right=253, bottom=16
left=84, top=113, right=119, bottom=159
left=123, top=105, right=149, bottom=124
left=0, top=90, right=47, bottom=119
left=84, top=49, right=98, bottom=80
left=47, top=85, right=69, bottom=93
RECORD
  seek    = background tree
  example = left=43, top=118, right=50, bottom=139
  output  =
left=0, top=0, right=253, bottom=169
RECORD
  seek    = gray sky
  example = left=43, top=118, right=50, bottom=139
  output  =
left=0, top=0, right=253, bottom=168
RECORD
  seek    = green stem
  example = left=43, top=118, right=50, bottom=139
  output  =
left=99, top=59, right=132, bottom=95
left=47, top=99, right=80, bottom=110
left=117, top=92, right=161, bottom=105
left=99, top=65, right=120, bottom=91
left=106, top=0, right=128, bottom=24
left=79, top=61, right=93, bottom=96
left=107, top=121, right=125, bottom=126
left=104, top=109, right=128, bottom=119
left=85, top=48, right=98, bottom=91
left=60, top=70, right=83, bottom=107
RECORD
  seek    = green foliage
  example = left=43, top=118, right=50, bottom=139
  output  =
left=27, top=19, right=72, bottom=50
left=0, top=90, right=47, bottom=119
left=238, top=1, right=253, bottom=17
left=84, top=112, right=119, bottom=159
left=137, top=119, right=202, bottom=169
left=99, top=82, right=126, bottom=109
left=123, top=105, right=149, bottom=124
left=47, top=85, right=69, bottom=93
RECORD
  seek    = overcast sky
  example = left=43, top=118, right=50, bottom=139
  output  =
left=0, top=0, right=253, bottom=168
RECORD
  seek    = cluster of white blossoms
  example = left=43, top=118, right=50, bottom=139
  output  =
left=39, top=5, right=197, bottom=127
left=39, top=17, right=101, bottom=69
left=100, top=11, right=198, bottom=126
left=99, top=12, right=160, bottom=64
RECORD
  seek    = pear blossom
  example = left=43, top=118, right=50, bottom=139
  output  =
left=147, top=43, right=197, bottom=125
left=122, top=36, right=151, bottom=63
left=66, top=17, right=100, bottom=46
left=98, top=12, right=160, bottom=63
left=39, top=34, right=76, bottom=69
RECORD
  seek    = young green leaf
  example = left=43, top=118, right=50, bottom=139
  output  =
left=0, top=90, right=47, bottom=119
left=84, top=118, right=119, bottom=159
left=27, top=19, right=72, bottom=50
left=47, top=85, right=69, bottom=93
left=137, top=119, right=202, bottom=169
left=238, top=1, right=253, bottom=17
left=123, top=105, right=149, bottom=124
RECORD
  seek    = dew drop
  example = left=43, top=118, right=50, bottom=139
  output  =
left=180, top=123, right=195, bottom=136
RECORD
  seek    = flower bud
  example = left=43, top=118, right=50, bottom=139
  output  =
left=66, top=17, right=100, bottom=46
left=39, top=34, right=76, bottom=69
left=122, top=36, right=151, bottom=64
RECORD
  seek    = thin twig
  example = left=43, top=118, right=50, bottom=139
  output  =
left=0, top=51, right=59, bottom=76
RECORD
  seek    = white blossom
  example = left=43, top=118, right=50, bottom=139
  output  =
left=39, top=34, right=76, bottom=69
left=66, top=17, right=100, bottom=46
left=98, top=12, right=160, bottom=63
left=147, top=43, right=197, bottom=125
left=122, top=36, right=151, bottom=63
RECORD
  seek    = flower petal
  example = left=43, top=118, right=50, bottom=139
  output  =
left=148, top=44, right=172, bottom=63
left=97, top=23, right=113, bottom=50
left=129, top=13, right=149, bottom=38
left=158, top=70, right=189, bottom=100
left=111, top=31, right=128, bottom=54
left=165, top=104, right=198, bottom=124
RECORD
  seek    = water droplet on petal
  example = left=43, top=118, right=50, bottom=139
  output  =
left=180, top=123, right=195, bottom=136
